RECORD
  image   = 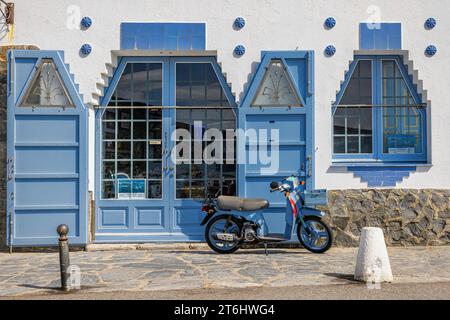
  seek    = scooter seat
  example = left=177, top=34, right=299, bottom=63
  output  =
left=217, top=196, right=269, bottom=212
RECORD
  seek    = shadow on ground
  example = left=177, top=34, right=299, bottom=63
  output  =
left=167, top=249, right=309, bottom=255
left=323, top=273, right=361, bottom=282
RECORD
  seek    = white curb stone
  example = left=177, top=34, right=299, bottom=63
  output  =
left=354, top=227, right=393, bottom=283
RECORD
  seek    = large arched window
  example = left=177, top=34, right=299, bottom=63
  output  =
left=333, top=56, right=426, bottom=162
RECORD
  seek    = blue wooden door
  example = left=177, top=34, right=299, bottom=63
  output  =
left=7, top=50, right=88, bottom=246
left=95, top=57, right=173, bottom=241
left=95, top=56, right=236, bottom=242
left=238, top=51, right=314, bottom=238
left=168, top=57, right=237, bottom=239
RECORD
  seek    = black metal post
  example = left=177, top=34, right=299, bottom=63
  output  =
left=57, top=224, right=70, bottom=291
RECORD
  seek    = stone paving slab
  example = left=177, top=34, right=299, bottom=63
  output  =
left=0, top=246, right=449, bottom=297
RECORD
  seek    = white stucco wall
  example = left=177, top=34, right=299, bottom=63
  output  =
left=2, top=0, right=450, bottom=192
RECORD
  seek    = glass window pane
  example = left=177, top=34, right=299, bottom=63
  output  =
left=133, top=122, right=146, bottom=139
left=191, top=164, right=205, bottom=179
left=117, top=122, right=131, bottom=139
left=102, top=181, right=115, bottom=199
left=360, top=109, right=372, bottom=135
left=148, top=161, right=162, bottom=179
left=176, top=63, right=230, bottom=107
left=222, top=180, right=236, bottom=196
left=133, top=141, right=146, bottom=159
left=382, top=61, right=395, bottom=78
left=117, top=141, right=131, bottom=159
left=347, top=136, right=359, bottom=153
left=105, top=108, right=116, bottom=120
left=333, top=136, right=345, bottom=154
left=117, top=161, right=131, bottom=178
left=359, top=60, right=372, bottom=78
left=382, top=60, right=423, bottom=154
left=148, top=144, right=162, bottom=159
left=361, top=136, right=373, bottom=153
left=116, top=64, right=132, bottom=102
left=347, top=117, right=359, bottom=135
left=149, top=109, right=162, bottom=120
left=176, top=164, right=190, bottom=179
left=103, top=161, right=115, bottom=179
left=118, top=108, right=131, bottom=120
left=148, top=122, right=162, bottom=139
left=333, top=116, right=345, bottom=134
left=207, top=180, right=220, bottom=198
left=102, top=122, right=115, bottom=140
left=176, top=180, right=190, bottom=198
left=191, top=180, right=205, bottom=199
left=132, top=161, right=146, bottom=178
left=340, top=60, right=372, bottom=105
left=103, top=141, right=115, bottom=159
left=147, top=181, right=162, bottom=199
left=133, top=108, right=146, bottom=120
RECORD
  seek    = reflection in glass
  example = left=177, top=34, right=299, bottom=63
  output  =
left=382, top=60, right=422, bottom=154
left=176, top=63, right=230, bottom=107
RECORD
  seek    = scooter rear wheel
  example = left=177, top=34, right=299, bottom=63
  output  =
left=297, top=216, right=333, bottom=253
left=205, top=215, right=242, bottom=254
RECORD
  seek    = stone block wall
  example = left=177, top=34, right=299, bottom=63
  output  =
left=319, top=189, right=450, bottom=247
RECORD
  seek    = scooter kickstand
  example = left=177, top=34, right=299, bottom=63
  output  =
left=264, top=242, right=268, bottom=256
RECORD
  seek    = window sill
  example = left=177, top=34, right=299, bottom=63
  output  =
left=330, top=162, right=432, bottom=169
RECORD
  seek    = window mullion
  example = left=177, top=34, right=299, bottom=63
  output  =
left=374, top=57, right=382, bottom=160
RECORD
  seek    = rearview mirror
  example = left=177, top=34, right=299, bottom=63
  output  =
left=270, top=181, right=279, bottom=190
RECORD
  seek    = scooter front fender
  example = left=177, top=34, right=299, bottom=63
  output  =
left=298, top=207, right=326, bottom=220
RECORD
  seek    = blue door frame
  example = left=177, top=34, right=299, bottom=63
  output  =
left=95, top=56, right=236, bottom=242
left=7, top=50, right=88, bottom=246
left=238, top=51, right=315, bottom=238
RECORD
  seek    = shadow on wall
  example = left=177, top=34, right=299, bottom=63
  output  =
left=239, top=61, right=260, bottom=103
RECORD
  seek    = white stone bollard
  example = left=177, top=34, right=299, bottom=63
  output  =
left=354, top=227, right=393, bottom=283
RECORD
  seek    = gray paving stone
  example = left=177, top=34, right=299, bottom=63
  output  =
left=0, top=246, right=449, bottom=297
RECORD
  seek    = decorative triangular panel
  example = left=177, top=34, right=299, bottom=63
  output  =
left=381, top=60, right=417, bottom=105
left=251, top=59, right=302, bottom=107
left=20, top=58, right=74, bottom=107
left=339, top=60, right=372, bottom=105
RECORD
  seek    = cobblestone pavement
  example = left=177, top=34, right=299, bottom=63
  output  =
left=0, top=246, right=449, bottom=297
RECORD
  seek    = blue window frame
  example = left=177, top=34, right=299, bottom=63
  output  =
left=332, top=56, right=427, bottom=163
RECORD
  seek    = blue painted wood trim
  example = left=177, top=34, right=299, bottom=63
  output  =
left=332, top=55, right=427, bottom=163
left=7, top=50, right=89, bottom=246
left=239, top=50, right=315, bottom=191
left=95, top=55, right=237, bottom=241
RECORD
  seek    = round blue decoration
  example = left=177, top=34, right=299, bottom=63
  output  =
left=325, top=17, right=336, bottom=29
left=80, top=43, right=92, bottom=55
left=234, top=45, right=246, bottom=56
left=81, top=16, right=92, bottom=29
left=425, top=18, right=436, bottom=29
left=324, top=45, right=336, bottom=57
left=234, top=17, right=245, bottom=29
left=425, top=45, right=437, bottom=56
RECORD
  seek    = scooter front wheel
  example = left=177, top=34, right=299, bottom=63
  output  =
left=297, top=216, right=333, bottom=253
left=205, top=215, right=242, bottom=254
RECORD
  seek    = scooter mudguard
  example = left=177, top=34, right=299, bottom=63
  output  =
left=299, top=207, right=325, bottom=219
